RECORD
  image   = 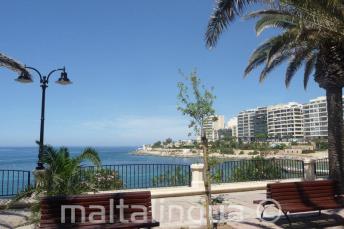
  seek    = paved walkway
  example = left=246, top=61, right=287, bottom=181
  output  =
left=0, top=209, right=31, bottom=229
left=153, top=190, right=344, bottom=229
left=1, top=190, right=344, bottom=228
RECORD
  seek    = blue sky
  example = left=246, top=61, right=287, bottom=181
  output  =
left=0, top=0, right=324, bottom=147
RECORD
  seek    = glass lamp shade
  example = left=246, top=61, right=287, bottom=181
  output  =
left=56, top=71, right=72, bottom=85
left=15, top=72, right=33, bottom=83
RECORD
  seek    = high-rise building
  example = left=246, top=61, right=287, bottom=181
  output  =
left=254, top=107, right=268, bottom=137
left=267, top=102, right=304, bottom=139
left=203, top=115, right=225, bottom=141
left=227, top=117, right=238, bottom=138
left=237, top=107, right=268, bottom=141
left=303, top=96, right=328, bottom=139
left=237, top=109, right=256, bottom=141
left=303, top=96, right=344, bottom=139
left=217, top=128, right=233, bottom=140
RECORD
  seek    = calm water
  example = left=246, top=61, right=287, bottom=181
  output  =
left=0, top=146, right=200, bottom=171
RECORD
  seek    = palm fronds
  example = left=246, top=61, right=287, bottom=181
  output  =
left=0, top=53, right=29, bottom=75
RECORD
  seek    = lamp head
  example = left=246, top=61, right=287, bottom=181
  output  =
left=15, top=72, right=33, bottom=83
left=56, top=70, right=72, bottom=85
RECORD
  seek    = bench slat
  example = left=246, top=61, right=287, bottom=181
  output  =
left=40, top=191, right=159, bottom=228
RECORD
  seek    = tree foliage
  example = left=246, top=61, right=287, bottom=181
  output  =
left=177, top=70, right=216, bottom=228
left=177, top=70, right=216, bottom=136
left=9, top=146, right=102, bottom=225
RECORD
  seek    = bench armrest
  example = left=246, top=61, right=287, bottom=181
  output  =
left=253, top=200, right=275, bottom=205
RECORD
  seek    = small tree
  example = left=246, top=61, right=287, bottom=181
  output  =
left=177, top=70, right=216, bottom=229
left=164, top=137, right=173, bottom=145
left=152, top=141, right=162, bottom=148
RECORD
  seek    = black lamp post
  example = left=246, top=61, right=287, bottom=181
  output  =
left=16, top=66, right=72, bottom=170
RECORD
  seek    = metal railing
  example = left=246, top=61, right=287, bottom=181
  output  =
left=315, top=158, right=329, bottom=178
left=0, top=170, right=32, bottom=196
left=211, top=158, right=304, bottom=183
left=80, top=164, right=191, bottom=190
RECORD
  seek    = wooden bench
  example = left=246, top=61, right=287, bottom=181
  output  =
left=254, top=180, right=344, bottom=225
left=40, top=191, right=160, bottom=228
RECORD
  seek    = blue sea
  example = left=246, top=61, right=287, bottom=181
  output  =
left=0, top=147, right=201, bottom=196
left=0, top=146, right=200, bottom=171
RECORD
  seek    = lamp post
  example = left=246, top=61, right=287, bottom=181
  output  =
left=16, top=66, right=72, bottom=170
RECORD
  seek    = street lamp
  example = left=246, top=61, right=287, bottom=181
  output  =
left=16, top=66, right=72, bottom=170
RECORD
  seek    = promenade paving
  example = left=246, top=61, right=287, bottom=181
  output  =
left=1, top=190, right=344, bottom=228
left=153, top=190, right=344, bottom=229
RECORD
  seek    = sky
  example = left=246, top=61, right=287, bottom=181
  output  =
left=0, top=0, right=324, bottom=147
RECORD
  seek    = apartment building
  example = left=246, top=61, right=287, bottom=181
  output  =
left=237, top=109, right=256, bottom=141
left=254, top=107, right=268, bottom=137
left=203, top=115, right=225, bottom=141
left=227, top=117, right=238, bottom=138
left=267, top=102, right=304, bottom=139
left=303, top=96, right=328, bottom=139
left=303, top=96, right=344, bottom=139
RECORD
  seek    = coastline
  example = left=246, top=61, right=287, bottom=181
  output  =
left=133, top=148, right=328, bottom=160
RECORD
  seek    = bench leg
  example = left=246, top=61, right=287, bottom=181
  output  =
left=260, top=206, right=268, bottom=219
left=319, top=210, right=321, bottom=216
left=283, top=211, right=292, bottom=227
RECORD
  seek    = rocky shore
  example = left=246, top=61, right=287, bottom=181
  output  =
left=134, top=148, right=328, bottom=160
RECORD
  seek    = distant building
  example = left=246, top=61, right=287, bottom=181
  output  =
left=303, top=96, right=344, bottom=139
left=267, top=102, right=304, bottom=139
left=237, top=109, right=256, bottom=141
left=254, top=107, right=268, bottom=137
left=203, top=115, right=225, bottom=141
left=217, top=128, right=232, bottom=140
left=227, top=117, right=238, bottom=138
left=303, top=96, right=328, bottom=139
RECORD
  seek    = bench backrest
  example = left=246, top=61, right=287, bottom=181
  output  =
left=40, top=191, right=153, bottom=227
left=267, top=180, right=338, bottom=204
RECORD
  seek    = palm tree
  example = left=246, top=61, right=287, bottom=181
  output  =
left=41, top=146, right=101, bottom=195
left=0, top=52, right=29, bottom=75
left=10, top=146, right=101, bottom=225
left=206, top=0, right=344, bottom=191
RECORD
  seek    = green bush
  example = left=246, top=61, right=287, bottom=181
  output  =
left=239, top=151, right=244, bottom=155
left=272, top=143, right=287, bottom=150
left=221, top=147, right=234, bottom=154
left=317, top=142, right=328, bottom=150
left=152, top=167, right=188, bottom=187
left=82, top=168, right=123, bottom=191
left=231, top=157, right=283, bottom=182
left=152, top=141, right=162, bottom=148
left=248, top=150, right=259, bottom=155
left=302, top=149, right=315, bottom=154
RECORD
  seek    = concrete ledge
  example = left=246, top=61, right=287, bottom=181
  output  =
left=96, top=178, right=303, bottom=198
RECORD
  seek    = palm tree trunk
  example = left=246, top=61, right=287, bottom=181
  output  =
left=326, top=87, right=344, bottom=193
left=201, top=130, right=212, bottom=229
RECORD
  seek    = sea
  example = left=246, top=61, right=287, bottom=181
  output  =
left=0, top=146, right=200, bottom=171
left=0, top=147, right=202, bottom=195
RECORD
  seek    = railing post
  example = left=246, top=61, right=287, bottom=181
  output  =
left=28, top=172, right=31, bottom=188
left=303, top=159, right=316, bottom=181
left=191, top=163, right=204, bottom=189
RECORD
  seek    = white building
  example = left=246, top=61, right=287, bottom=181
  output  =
left=203, top=115, right=225, bottom=141
left=303, top=96, right=344, bottom=139
left=267, top=102, right=304, bottom=139
left=237, top=109, right=256, bottom=141
left=303, top=96, right=328, bottom=139
left=227, top=117, right=238, bottom=138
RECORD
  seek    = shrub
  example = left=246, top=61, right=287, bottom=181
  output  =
left=152, top=141, right=162, bottom=148
left=231, top=157, right=283, bottom=182
left=221, top=147, right=234, bottom=154
left=302, top=149, right=316, bottom=154
left=239, top=151, right=244, bottom=155
left=248, top=150, right=259, bottom=155
left=82, top=168, right=123, bottom=191
left=152, top=167, right=189, bottom=187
